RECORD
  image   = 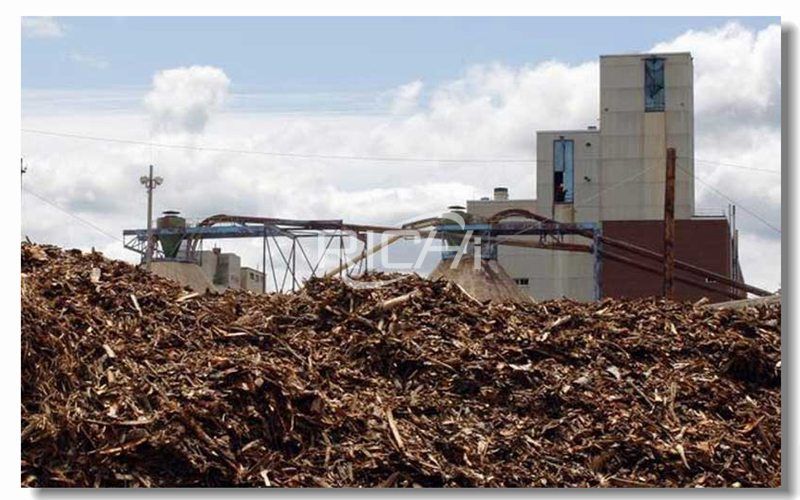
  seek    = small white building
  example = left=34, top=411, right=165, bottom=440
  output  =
left=198, top=249, right=265, bottom=292
left=240, top=266, right=266, bottom=293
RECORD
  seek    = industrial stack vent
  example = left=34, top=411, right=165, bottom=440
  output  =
left=156, top=210, right=186, bottom=259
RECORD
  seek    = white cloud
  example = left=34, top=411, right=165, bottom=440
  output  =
left=737, top=232, right=782, bottom=292
left=651, top=23, right=780, bottom=128
left=391, top=80, right=424, bottom=115
left=69, top=52, right=109, bottom=70
left=22, top=17, right=64, bottom=39
left=144, top=66, right=231, bottom=135
left=21, top=22, right=781, bottom=291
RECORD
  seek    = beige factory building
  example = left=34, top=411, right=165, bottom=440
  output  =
left=468, top=52, right=741, bottom=302
left=240, top=266, right=266, bottom=293
left=197, top=249, right=266, bottom=293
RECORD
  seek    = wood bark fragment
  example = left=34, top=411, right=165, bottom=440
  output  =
left=20, top=243, right=781, bottom=488
left=386, top=408, right=405, bottom=452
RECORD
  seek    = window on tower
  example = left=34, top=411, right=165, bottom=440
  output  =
left=645, top=57, right=665, bottom=112
left=553, top=139, right=574, bottom=203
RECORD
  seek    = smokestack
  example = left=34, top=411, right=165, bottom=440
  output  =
left=493, top=187, right=509, bottom=201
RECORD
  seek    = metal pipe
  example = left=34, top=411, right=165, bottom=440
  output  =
left=324, top=233, right=405, bottom=278
left=322, top=215, right=441, bottom=279
left=266, top=236, right=278, bottom=292
left=144, top=165, right=154, bottom=270
left=262, top=225, right=267, bottom=294
left=291, top=238, right=297, bottom=292
left=600, top=249, right=738, bottom=300
left=139, top=164, right=163, bottom=270
left=493, top=239, right=592, bottom=253
left=599, top=235, right=770, bottom=297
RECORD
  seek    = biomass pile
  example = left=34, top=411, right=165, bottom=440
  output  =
left=21, top=244, right=781, bottom=488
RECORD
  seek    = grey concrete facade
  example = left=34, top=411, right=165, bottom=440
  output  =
left=240, top=266, right=266, bottom=293
left=197, top=249, right=264, bottom=292
left=597, top=53, right=694, bottom=221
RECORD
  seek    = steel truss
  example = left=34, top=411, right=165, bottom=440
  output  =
left=123, top=209, right=769, bottom=299
left=123, top=215, right=403, bottom=293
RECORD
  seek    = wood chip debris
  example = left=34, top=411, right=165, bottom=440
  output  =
left=21, top=243, right=781, bottom=487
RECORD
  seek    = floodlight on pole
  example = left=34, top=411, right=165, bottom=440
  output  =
left=141, top=165, right=163, bottom=270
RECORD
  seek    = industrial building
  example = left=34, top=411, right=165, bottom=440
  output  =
left=197, top=248, right=266, bottom=292
left=142, top=211, right=266, bottom=293
left=467, top=52, right=743, bottom=302
left=122, top=51, right=759, bottom=303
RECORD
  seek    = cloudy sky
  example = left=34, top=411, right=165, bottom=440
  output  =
left=21, top=17, right=781, bottom=291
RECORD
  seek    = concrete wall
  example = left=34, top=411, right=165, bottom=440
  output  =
left=217, top=253, right=241, bottom=289
left=598, top=53, right=694, bottom=220
left=466, top=198, right=538, bottom=221
left=499, top=245, right=595, bottom=301
left=536, top=130, right=601, bottom=223
left=197, top=250, right=219, bottom=285
left=197, top=250, right=241, bottom=290
left=468, top=138, right=600, bottom=301
left=240, top=266, right=265, bottom=293
left=466, top=196, right=595, bottom=301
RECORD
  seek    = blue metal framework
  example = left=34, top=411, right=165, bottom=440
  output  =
left=123, top=224, right=285, bottom=261
left=122, top=216, right=404, bottom=293
left=123, top=211, right=605, bottom=298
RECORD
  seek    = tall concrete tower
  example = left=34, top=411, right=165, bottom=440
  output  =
left=536, top=52, right=694, bottom=225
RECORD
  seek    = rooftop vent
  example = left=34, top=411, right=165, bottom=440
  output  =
left=155, top=211, right=186, bottom=259
left=493, top=187, right=509, bottom=201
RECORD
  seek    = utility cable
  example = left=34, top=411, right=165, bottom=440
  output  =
left=695, top=158, right=780, bottom=175
left=24, top=128, right=781, bottom=175
left=21, top=186, right=124, bottom=243
left=21, top=129, right=536, bottom=164
left=574, top=162, right=659, bottom=206
left=675, top=163, right=781, bottom=235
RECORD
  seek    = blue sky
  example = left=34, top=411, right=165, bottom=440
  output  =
left=23, top=16, right=778, bottom=95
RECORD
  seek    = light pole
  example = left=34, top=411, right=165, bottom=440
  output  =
left=140, top=165, right=163, bottom=270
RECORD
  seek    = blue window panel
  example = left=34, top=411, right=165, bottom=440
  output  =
left=554, top=140, right=564, bottom=172
left=563, top=141, right=574, bottom=203
left=553, top=139, right=574, bottom=203
left=645, top=58, right=665, bottom=112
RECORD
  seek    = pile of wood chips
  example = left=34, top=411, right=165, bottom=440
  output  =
left=21, top=243, right=781, bottom=487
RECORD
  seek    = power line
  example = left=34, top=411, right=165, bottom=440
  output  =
left=575, top=162, right=659, bottom=206
left=21, top=129, right=537, bottom=164
left=695, top=158, right=780, bottom=175
left=22, top=186, right=124, bottom=243
left=24, top=128, right=781, bottom=175
left=675, top=163, right=782, bottom=235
